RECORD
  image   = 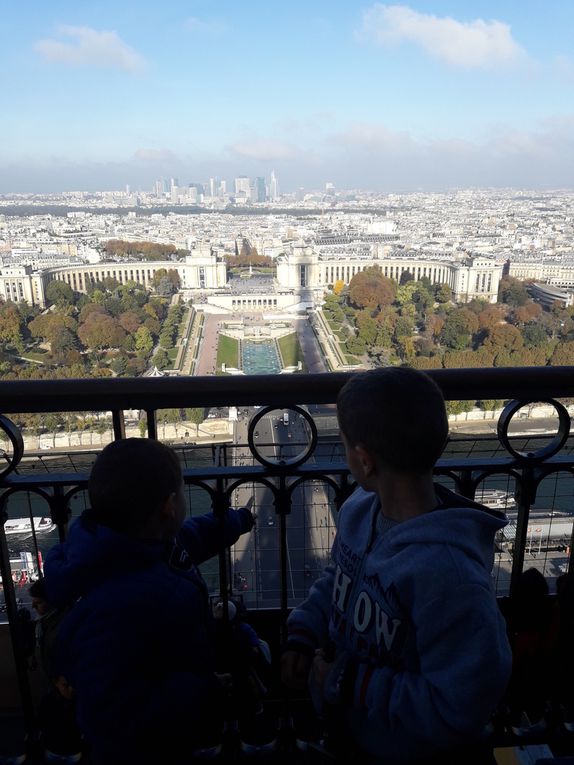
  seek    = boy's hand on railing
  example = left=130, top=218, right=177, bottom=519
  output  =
left=281, top=649, right=313, bottom=690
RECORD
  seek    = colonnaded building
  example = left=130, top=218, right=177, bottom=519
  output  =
left=0, top=241, right=503, bottom=310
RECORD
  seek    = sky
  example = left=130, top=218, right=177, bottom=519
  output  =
left=2, top=1, right=574, bottom=193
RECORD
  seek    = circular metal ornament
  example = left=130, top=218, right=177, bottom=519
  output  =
left=247, top=405, right=318, bottom=469
left=0, top=414, right=24, bottom=479
left=497, top=399, right=570, bottom=462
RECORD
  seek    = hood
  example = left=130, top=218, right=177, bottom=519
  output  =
left=381, top=484, right=507, bottom=571
left=44, top=509, right=165, bottom=608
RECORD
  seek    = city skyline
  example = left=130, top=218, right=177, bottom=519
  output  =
left=2, top=1, right=574, bottom=192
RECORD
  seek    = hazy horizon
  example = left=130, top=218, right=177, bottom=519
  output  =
left=3, top=1, right=574, bottom=193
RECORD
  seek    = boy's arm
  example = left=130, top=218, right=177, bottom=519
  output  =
left=286, top=559, right=336, bottom=651
left=176, top=507, right=254, bottom=564
left=282, top=554, right=337, bottom=689
left=324, top=582, right=511, bottom=748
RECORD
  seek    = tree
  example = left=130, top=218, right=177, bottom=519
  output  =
left=79, top=303, right=108, bottom=323
left=477, top=305, right=505, bottom=332
left=355, top=311, right=378, bottom=347
left=118, top=311, right=142, bottom=334
left=46, top=280, right=74, bottom=307
left=394, top=316, right=414, bottom=338
left=478, top=400, right=504, bottom=412
left=78, top=315, right=126, bottom=350
left=425, top=314, right=444, bottom=341
left=399, top=270, right=414, bottom=286
left=442, top=348, right=494, bottom=368
left=0, top=301, right=25, bottom=352
left=345, top=336, right=366, bottom=355
left=186, top=407, right=204, bottom=436
left=411, top=285, right=434, bottom=318
left=51, top=327, right=79, bottom=362
left=550, top=341, right=574, bottom=366
left=511, top=303, right=542, bottom=326
left=446, top=400, right=474, bottom=416
left=152, top=348, right=169, bottom=369
left=498, top=277, right=530, bottom=307
left=482, top=324, right=524, bottom=354
left=395, top=282, right=418, bottom=308
left=103, top=239, right=179, bottom=261
left=441, top=308, right=479, bottom=350
left=348, top=268, right=396, bottom=310
left=410, top=355, right=442, bottom=370
left=434, top=283, right=452, bottom=303
left=522, top=322, right=548, bottom=348
left=333, top=280, right=345, bottom=295
left=134, top=325, right=154, bottom=356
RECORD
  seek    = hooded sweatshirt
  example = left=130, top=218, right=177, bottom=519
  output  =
left=44, top=506, right=253, bottom=765
left=287, top=484, right=512, bottom=762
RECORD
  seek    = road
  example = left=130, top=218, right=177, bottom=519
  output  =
left=229, top=409, right=336, bottom=609
left=194, top=313, right=226, bottom=376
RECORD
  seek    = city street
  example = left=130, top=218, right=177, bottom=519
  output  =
left=229, top=409, right=336, bottom=608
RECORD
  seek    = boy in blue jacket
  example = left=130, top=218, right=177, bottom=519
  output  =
left=44, top=438, right=255, bottom=765
left=282, top=367, right=511, bottom=763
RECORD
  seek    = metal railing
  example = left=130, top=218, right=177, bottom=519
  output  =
left=1, top=366, right=574, bottom=740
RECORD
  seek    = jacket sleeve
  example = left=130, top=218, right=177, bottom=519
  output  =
left=327, top=582, right=512, bottom=748
left=176, top=507, right=254, bottom=564
left=286, top=535, right=339, bottom=651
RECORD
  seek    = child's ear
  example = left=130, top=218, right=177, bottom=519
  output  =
left=354, top=445, right=376, bottom=478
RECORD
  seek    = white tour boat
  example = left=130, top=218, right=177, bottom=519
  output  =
left=475, top=489, right=516, bottom=510
left=3, top=517, right=56, bottom=536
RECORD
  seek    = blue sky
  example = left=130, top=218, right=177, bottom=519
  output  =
left=2, top=1, right=574, bottom=192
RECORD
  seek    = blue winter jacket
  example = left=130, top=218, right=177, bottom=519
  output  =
left=287, top=485, right=512, bottom=762
left=44, top=506, right=253, bottom=765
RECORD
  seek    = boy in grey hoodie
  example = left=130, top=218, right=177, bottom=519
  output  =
left=282, top=367, right=511, bottom=763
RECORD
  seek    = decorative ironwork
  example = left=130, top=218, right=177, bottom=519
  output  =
left=1, top=368, right=574, bottom=745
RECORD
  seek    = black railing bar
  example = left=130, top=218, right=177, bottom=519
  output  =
left=145, top=410, right=157, bottom=440
left=3, top=453, right=574, bottom=490
left=1, top=366, right=574, bottom=412
left=112, top=410, right=126, bottom=441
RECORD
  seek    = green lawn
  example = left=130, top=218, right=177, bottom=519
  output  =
left=167, top=347, right=178, bottom=361
left=217, top=335, right=239, bottom=369
left=277, top=333, right=305, bottom=369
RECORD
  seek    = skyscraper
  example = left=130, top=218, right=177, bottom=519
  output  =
left=255, top=177, right=266, bottom=203
left=234, top=176, right=251, bottom=198
left=269, top=171, right=279, bottom=201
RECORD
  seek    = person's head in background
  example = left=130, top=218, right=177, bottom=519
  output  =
left=88, top=438, right=186, bottom=543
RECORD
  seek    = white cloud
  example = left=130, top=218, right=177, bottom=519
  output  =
left=185, top=17, right=227, bottom=35
left=35, top=26, right=145, bottom=72
left=133, top=148, right=178, bottom=163
left=228, top=139, right=301, bottom=161
left=358, top=4, right=526, bottom=69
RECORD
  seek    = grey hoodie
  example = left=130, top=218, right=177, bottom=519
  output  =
left=287, top=484, right=512, bottom=762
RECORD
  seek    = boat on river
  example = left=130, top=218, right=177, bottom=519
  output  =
left=475, top=489, right=516, bottom=510
left=3, top=517, right=55, bottom=536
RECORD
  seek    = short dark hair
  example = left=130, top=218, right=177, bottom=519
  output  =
left=337, top=367, right=448, bottom=473
left=89, top=438, right=183, bottom=533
